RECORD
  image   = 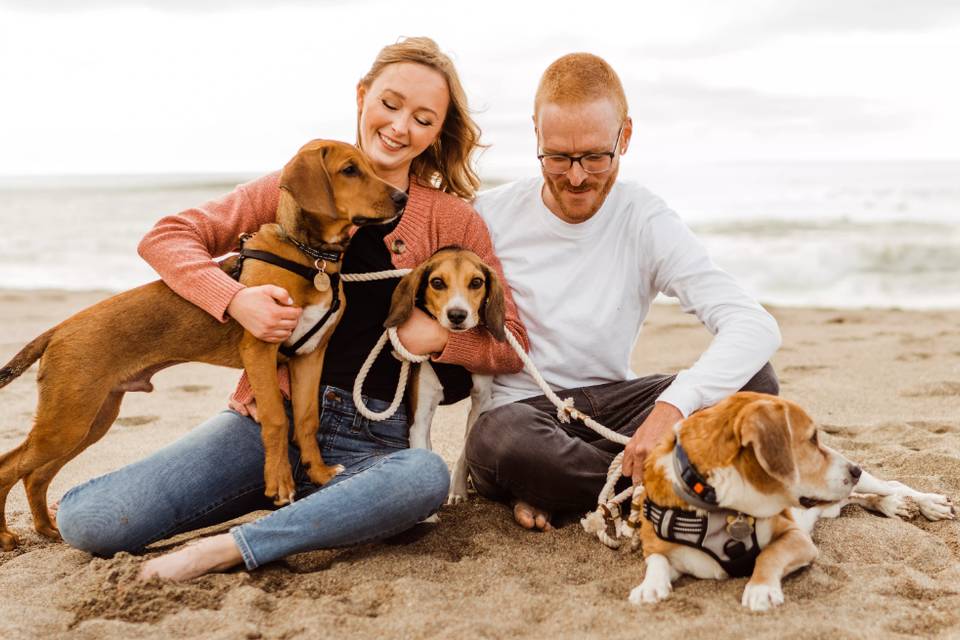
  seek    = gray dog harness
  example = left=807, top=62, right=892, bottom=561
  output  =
left=642, top=499, right=761, bottom=578
left=643, top=437, right=762, bottom=578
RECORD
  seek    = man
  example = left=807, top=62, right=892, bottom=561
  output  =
left=467, top=53, right=781, bottom=531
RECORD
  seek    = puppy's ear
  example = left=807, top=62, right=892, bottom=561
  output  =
left=736, top=399, right=797, bottom=485
left=280, top=142, right=337, bottom=216
left=385, top=262, right=430, bottom=328
left=481, top=264, right=507, bottom=342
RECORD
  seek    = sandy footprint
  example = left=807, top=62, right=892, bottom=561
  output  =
left=115, top=415, right=159, bottom=427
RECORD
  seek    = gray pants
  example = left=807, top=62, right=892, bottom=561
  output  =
left=465, top=364, right=779, bottom=517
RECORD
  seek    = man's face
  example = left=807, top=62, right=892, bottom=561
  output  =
left=535, top=99, right=631, bottom=224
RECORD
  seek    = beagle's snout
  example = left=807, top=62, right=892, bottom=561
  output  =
left=849, top=464, right=862, bottom=481
left=447, top=308, right=468, bottom=326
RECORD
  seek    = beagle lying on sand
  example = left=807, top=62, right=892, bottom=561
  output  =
left=384, top=247, right=506, bottom=503
left=0, top=140, right=406, bottom=550
left=630, top=392, right=955, bottom=611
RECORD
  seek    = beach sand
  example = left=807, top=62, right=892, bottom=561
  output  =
left=1, top=289, right=958, bottom=639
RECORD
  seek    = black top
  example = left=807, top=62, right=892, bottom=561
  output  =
left=320, top=218, right=473, bottom=404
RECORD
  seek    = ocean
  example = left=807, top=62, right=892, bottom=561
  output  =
left=0, top=161, right=957, bottom=309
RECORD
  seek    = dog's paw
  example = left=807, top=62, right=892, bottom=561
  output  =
left=446, top=492, right=467, bottom=505
left=914, top=492, right=956, bottom=521
left=305, top=463, right=345, bottom=486
left=628, top=578, right=672, bottom=605
left=265, top=467, right=297, bottom=506
left=0, top=529, right=21, bottom=551
left=878, top=494, right=919, bottom=519
left=741, top=582, right=784, bottom=612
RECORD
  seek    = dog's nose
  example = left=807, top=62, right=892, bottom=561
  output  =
left=849, top=464, right=862, bottom=481
left=390, top=189, right=408, bottom=211
left=447, top=309, right=468, bottom=325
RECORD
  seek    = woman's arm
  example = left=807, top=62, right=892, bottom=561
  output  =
left=138, top=172, right=281, bottom=321
left=137, top=172, right=301, bottom=341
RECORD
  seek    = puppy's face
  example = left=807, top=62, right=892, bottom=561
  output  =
left=422, top=250, right=488, bottom=332
left=734, top=396, right=859, bottom=509
left=385, top=248, right=507, bottom=341
left=280, top=139, right=407, bottom=245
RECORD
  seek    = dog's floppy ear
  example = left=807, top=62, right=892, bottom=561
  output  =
left=736, top=399, right=797, bottom=485
left=385, top=261, right=431, bottom=328
left=480, top=264, right=507, bottom=342
left=280, top=142, right=337, bottom=216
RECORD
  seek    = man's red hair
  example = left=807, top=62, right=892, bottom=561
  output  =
left=534, top=53, right=628, bottom=120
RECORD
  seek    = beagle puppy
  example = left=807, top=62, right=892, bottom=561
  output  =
left=385, top=247, right=506, bottom=503
left=629, top=392, right=955, bottom=611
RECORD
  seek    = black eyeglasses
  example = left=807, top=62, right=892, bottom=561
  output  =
left=537, top=124, right=624, bottom=175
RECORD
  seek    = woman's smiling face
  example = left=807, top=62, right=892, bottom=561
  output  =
left=356, top=62, right=450, bottom=190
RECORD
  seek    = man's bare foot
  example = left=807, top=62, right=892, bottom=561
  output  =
left=138, top=533, right=244, bottom=581
left=48, top=500, right=59, bottom=524
left=512, top=500, right=552, bottom=531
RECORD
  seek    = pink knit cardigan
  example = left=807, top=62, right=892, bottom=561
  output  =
left=138, top=172, right=529, bottom=405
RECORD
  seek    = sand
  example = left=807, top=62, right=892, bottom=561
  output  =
left=1, top=289, right=958, bottom=639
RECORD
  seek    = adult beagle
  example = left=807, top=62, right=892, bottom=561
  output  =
left=629, top=392, right=955, bottom=611
left=385, top=247, right=506, bottom=503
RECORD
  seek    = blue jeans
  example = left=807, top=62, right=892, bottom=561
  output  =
left=56, top=385, right=449, bottom=569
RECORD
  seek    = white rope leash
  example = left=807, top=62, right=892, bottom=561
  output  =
left=344, top=266, right=639, bottom=549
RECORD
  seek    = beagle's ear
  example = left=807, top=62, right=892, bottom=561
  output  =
left=385, top=262, right=430, bottom=328
left=736, top=399, right=797, bottom=485
left=280, top=143, right=337, bottom=216
left=481, top=264, right=507, bottom=342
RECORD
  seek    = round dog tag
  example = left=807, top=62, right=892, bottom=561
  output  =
left=314, top=272, right=331, bottom=292
left=726, top=514, right=754, bottom=540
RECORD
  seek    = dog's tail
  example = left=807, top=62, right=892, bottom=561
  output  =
left=0, top=329, right=54, bottom=389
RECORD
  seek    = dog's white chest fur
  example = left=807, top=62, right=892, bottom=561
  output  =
left=284, top=301, right=342, bottom=355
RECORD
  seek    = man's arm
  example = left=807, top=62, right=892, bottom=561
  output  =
left=622, top=205, right=781, bottom=479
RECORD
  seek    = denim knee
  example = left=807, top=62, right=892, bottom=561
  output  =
left=399, top=448, right=450, bottom=514
left=57, top=483, right=141, bottom=556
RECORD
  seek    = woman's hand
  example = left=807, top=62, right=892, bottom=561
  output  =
left=396, top=307, right=449, bottom=356
left=227, top=285, right=302, bottom=342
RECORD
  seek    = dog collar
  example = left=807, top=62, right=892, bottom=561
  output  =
left=286, top=234, right=343, bottom=263
left=671, top=437, right=720, bottom=511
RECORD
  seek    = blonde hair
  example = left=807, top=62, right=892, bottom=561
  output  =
left=358, top=37, right=483, bottom=200
left=534, top=53, right=628, bottom=121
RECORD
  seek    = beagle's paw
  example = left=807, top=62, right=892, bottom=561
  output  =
left=447, top=491, right=467, bottom=505
left=741, top=582, right=784, bottom=612
left=628, top=577, right=672, bottom=605
left=876, top=494, right=919, bottom=519
left=914, top=492, right=955, bottom=521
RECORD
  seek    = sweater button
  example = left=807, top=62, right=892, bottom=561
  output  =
left=390, top=239, right=406, bottom=255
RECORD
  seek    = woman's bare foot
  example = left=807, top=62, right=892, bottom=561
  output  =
left=138, top=533, right=244, bottom=581
left=48, top=500, right=59, bottom=524
left=512, top=500, right=552, bottom=531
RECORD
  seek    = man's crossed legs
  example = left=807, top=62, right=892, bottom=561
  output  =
left=465, top=364, right=779, bottom=530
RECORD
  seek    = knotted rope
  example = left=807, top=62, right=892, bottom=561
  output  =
left=344, top=266, right=641, bottom=550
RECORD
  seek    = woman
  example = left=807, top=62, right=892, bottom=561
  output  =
left=54, top=37, right=528, bottom=581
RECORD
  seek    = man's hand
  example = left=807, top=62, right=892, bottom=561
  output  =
left=227, top=285, right=302, bottom=343
left=396, top=307, right=449, bottom=356
left=621, top=401, right=683, bottom=484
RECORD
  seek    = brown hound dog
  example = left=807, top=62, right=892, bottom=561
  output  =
left=0, top=139, right=406, bottom=550
left=629, top=391, right=955, bottom=611
left=384, top=247, right=506, bottom=503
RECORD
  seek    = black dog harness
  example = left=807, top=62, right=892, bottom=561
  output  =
left=643, top=438, right=762, bottom=578
left=233, top=232, right=343, bottom=359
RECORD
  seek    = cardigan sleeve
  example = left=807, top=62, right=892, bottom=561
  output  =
left=137, top=172, right=282, bottom=321
left=138, top=172, right=290, bottom=407
left=431, top=196, right=529, bottom=374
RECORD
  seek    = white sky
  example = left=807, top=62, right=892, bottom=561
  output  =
left=1, top=0, right=959, bottom=178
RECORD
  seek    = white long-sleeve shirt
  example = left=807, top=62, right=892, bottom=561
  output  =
left=474, top=177, right=781, bottom=417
